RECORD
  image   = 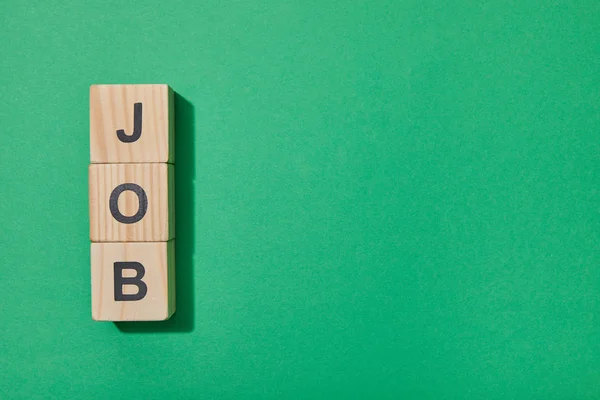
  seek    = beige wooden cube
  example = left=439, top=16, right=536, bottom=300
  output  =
left=91, top=241, right=175, bottom=321
left=90, top=84, right=174, bottom=163
left=89, top=163, right=174, bottom=242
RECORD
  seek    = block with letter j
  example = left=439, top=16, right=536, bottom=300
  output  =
left=90, top=84, right=174, bottom=163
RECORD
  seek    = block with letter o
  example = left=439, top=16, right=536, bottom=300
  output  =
left=89, top=163, right=174, bottom=242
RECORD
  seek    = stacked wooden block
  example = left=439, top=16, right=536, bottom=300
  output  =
left=89, top=85, right=176, bottom=321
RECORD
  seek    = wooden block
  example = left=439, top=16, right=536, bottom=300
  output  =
left=91, top=241, right=175, bottom=321
left=89, top=163, right=174, bottom=242
left=90, top=84, right=174, bottom=163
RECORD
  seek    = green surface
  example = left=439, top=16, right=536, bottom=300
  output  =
left=1, top=1, right=599, bottom=399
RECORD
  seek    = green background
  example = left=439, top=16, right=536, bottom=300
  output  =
left=1, top=1, right=599, bottom=398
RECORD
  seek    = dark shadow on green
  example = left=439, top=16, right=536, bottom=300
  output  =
left=116, top=93, right=195, bottom=333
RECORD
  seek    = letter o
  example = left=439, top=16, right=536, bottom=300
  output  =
left=109, top=183, right=148, bottom=224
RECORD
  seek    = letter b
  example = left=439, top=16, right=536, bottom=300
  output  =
left=114, top=262, right=148, bottom=301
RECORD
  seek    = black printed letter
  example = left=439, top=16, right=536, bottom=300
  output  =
left=114, top=262, right=148, bottom=301
left=109, top=183, right=148, bottom=224
left=116, top=102, right=143, bottom=142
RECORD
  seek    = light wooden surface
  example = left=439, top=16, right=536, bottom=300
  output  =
left=90, top=84, right=174, bottom=163
left=89, top=163, right=174, bottom=242
left=91, top=241, right=175, bottom=321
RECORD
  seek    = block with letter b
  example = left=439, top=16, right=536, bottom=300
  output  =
left=91, top=241, right=175, bottom=321
left=90, top=84, right=174, bottom=163
left=89, top=163, right=174, bottom=242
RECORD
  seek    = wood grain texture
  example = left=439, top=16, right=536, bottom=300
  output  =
left=91, top=241, right=175, bottom=321
left=90, top=84, right=174, bottom=163
left=89, top=163, right=175, bottom=242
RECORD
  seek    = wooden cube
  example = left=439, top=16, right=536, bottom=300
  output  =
left=91, top=241, right=175, bottom=321
left=90, top=84, right=174, bottom=163
left=89, top=163, right=174, bottom=242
